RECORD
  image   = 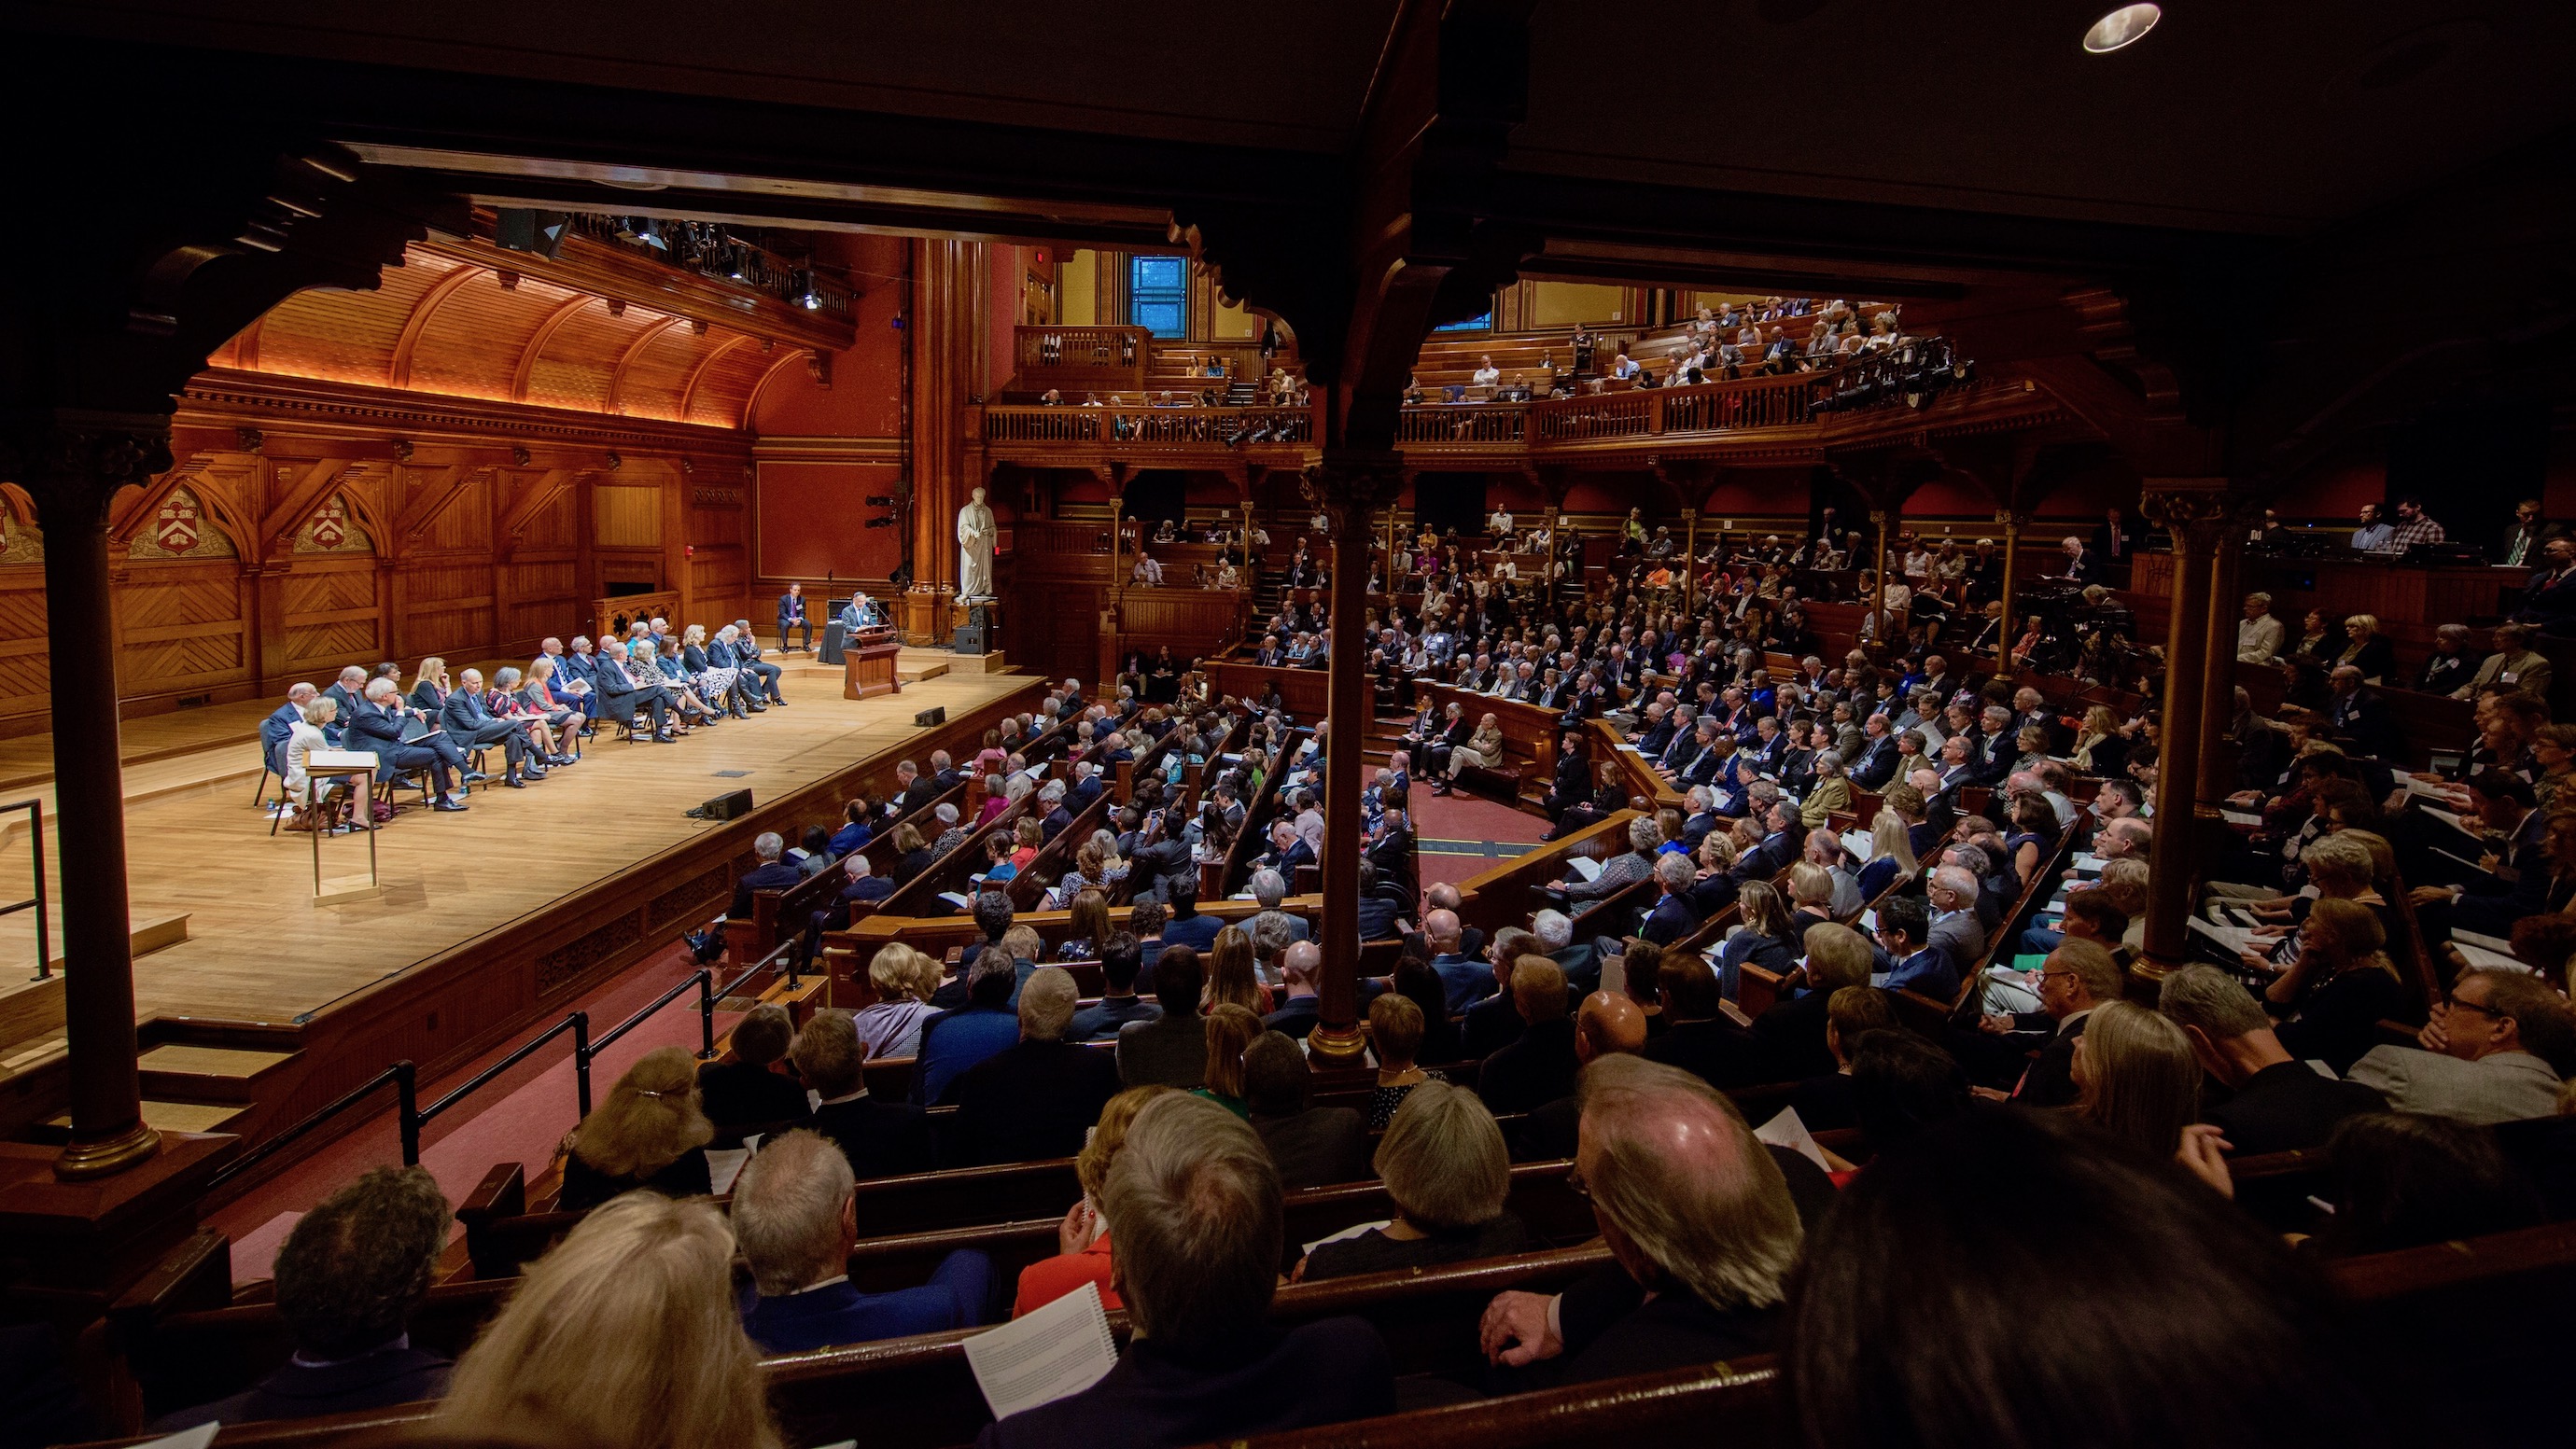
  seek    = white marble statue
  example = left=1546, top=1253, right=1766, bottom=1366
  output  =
left=956, top=486, right=997, bottom=602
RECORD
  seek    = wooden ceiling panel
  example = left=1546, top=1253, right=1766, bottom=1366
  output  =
left=616, top=324, right=705, bottom=421
left=252, top=252, right=465, bottom=388
left=408, top=270, right=583, bottom=403
left=522, top=299, right=637, bottom=414
left=690, top=342, right=777, bottom=428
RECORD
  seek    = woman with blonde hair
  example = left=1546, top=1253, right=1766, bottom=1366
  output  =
left=556, top=1046, right=716, bottom=1210
left=1716, top=880, right=1799, bottom=1001
left=2336, top=613, right=2394, bottom=685
left=1202, top=925, right=1270, bottom=1014
left=408, top=656, right=453, bottom=713
left=2072, top=1000, right=2202, bottom=1161
left=678, top=623, right=740, bottom=714
left=850, top=942, right=942, bottom=1059
left=1190, top=1004, right=1264, bottom=1118
left=2070, top=704, right=2128, bottom=775
left=438, top=1192, right=778, bottom=1449
left=1856, top=808, right=1920, bottom=899
left=1011, top=1084, right=1176, bottom=1317
left=281, top=696, right=351, bottom=832
left=1297, top=1082, right=1532, bottom=1281
left=2266, top=895, right=2406, bottom=1076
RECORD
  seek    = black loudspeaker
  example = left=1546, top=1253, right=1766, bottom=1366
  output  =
left=914, top=706, right=947, bottom=727
left=952, top=627, right=987, bottom=654
left=691, top=788, right=753, bottom=821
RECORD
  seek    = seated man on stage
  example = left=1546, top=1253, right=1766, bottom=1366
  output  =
left=444, top=668, right=542, bottom=787
left=733, top=620, right=789, bottom=706
left=347, top=676, right=469, bottom=811
left=594, top=637, right=679, bottom=742
left=777, top=581, right=814, bottom=652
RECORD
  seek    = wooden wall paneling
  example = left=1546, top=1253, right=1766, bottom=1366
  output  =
left=279, top=558, right=385, bottom=676
left=399, top=557, right=499, bottom=662
left=592, top=483, right=662, bottom=549
left=498, top=556, right=578, bottom=648
left=1109, top=586, right=1249, bottom=666
left=0, top=567, right=50, bottom=727
left=116, top=560, right=253, bottom=704
left=661, top=469, right=692, bottom=629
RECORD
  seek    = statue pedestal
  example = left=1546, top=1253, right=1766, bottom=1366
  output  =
left=953, top=598, right=1002, bottom=656
left=898, top=586, right=953, bottom=648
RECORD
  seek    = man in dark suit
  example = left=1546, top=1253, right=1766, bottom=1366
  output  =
left=797, top=854, right=896, bottom=969
left=1261, top=941, right=1325, bottom=1039
left=1730, top=801, right=1802, bottom=884
left=789, top=1007, right=934, bottom=1179
left=2325, top=665, right=2406, bottom=762
left=776, top=581, right=813, bottom=652
left=321, top=666, right=370, bottom=732
left=594, top=638, right=677, bottom=741
left=1968, top=938, right=2119, bottom=1105
left=2158, top=966, right=2387, bottom=1157
left=2056, top=535, right=2103, bottom=584
left=729, top=832, right=805, bottom=920
left=150, top=1165, right=455, bottom=1433
left=1460, top=930, right=1534, bottom=1061
left=343, top=680, right=467, bottom=810
left=1067, top=759, right=1105, bottom=811
left=1848, top=715, right=1901, bottom=790
left=1635, top=854, right=1701, bottom=948
left=442, top=668, right=539, bottom=786
left=1072, top=935, right=1161, bottom=1042
left=1245, top=1032, right=1371, bottom=1189
left=1642, top=954, right=1767, bottom=1089
left=1478, top=1055, right=1800, bottom=1390
left=733, top=620, right=789, bottom=704
left=736, top=1131, right=987, bottom=1354
left=1401, top=883, right=1485, bottom=963
left=978, top=1095, right=1394, bottom=1449
left=261, top=684, right=316, bottom=778
left=1159, top=885, right=1223, bottom=954
left=1750, top=922, right=1873, bottom=1082
left=946, top=968, right=1124, bottom=1166
left=1477, top=960, right=1580, bottom=1115
left=1039, top=782, right=1075, bottom=843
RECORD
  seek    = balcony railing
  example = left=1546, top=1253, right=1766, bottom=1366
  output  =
left=986, top=404, right=1314, bottom=447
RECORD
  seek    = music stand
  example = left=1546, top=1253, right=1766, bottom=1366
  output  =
left=304, top=750, right=382, bottom=900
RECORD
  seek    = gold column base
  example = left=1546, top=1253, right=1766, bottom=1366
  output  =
left=54, top=1120, right=162, bottom=1180
left=1306, top=1023, right=1368, bottom=1067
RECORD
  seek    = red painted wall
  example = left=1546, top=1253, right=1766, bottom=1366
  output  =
left=749, top=234, right=913, bottom=581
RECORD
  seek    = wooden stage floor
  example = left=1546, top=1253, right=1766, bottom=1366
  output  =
left=0, top=661, right=1031, bottom=1029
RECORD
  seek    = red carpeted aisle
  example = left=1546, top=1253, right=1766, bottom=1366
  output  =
left=208, top=941, right=746, bottom=1284
left=1408, top=787, right=1550, bottom=890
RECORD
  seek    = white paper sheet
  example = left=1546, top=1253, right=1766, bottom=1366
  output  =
left=705, top=1148, right=751, bottom=1195
left=963, top=1280, right=1120, bottom=1421
left=134, top=1428, right=218, bottom=1449
left=2220, top=809, right=2262, bottom=828
left=1755, top=1106, right=1833, bottom=1173
left=1303, top=1219, right=1394, bottom=1255
left=1566, top=856, right=1606, bottom=883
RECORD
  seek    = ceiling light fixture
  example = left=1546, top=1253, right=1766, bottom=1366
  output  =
left=2082, top=3, right=2161, bottom=53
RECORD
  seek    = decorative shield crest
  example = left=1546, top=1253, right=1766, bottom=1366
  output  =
left=153, top=493, right=201, bottom=553
left=309, top=498, right=347, bottom=550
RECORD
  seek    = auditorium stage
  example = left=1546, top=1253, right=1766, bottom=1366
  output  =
left=0, top=661, right=1038, bottom=1122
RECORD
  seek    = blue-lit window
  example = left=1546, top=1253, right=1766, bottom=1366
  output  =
left=1130, top=256, right=1187, bottom=339
left=1434, top=309, right=1493, bottom=333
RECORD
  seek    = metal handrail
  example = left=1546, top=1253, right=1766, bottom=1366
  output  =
left=0, top=799, right=49, bottom=979
left=417, top=1010, right=594, bottom=1126
left=209, top=1061, right=417, bottom=1187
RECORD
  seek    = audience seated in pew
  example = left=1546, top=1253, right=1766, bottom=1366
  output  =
left=697, top=1003, right=810, bottom=1137
left=791, top=1007, right=935, bottom=1180
left=1300, top=1081, right=1533, bottom=1281
left=946, top=967, right=1124, bottom=1166
left=1013, top=1085, right=1170, bottom=1317
left=735, top=1130, right=992, bottom=1353
left=153, top=1167, right=455, bottom=1431
left=556, top=1047, right=716, bottom=1212
left=1245, top=1031, right=1373, bottom=1189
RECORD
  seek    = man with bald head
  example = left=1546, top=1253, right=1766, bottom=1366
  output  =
left=1479, top=1056, right=1802, bottom=1387
left=1263, top=940, right=1324, bottom=1039
left=1422, top=909, right=1492, bottom=1013
left=1507, top=991, right=1645, bottom=1162
left=1404, top=882, right=1485, bottom=962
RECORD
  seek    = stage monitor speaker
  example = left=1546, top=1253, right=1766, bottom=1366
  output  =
left=915, top=705, right=947, bottom=727
left=952, top=626, right=987, bottom=654
left=689, top=788, right=754, bottom=822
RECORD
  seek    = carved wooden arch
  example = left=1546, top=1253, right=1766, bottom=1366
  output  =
left=511, top=294, right=595, bottom=403
left=738, top=347, right=807, bottom=429
left=108, top=463, right=250, bottom=552
left=326, top=477, right=392, bottom=552
left=606, top=314, right=686, bottom=416
left=679, top=333, right=755, bottom=424
left=0, top=483, right=36, bottom=528
left=387, top=262, right=486, bottom=389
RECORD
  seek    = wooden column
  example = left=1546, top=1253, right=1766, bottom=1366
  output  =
left=2137, top=485, right=2232, bottom=975
left=1680, top=509, right=1697, bottom=592
left=2196, top=525, right=2248, bottom=806
left=1994, top=511, right=2025, bottom=675
left=1303, top=455, right=1402, bottom=1066
left=1869, top=509, right=1891, bottom=652
left=20, top=412, right=166, bottom=1178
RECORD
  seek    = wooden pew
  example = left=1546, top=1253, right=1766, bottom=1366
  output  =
left=1583, top=718, right=1687, bottom=813
left=1007, top=785, right=1116, bottom=911
left=1450, top=810, right=1638, bottom=941
left=1214, top=727, right=1309, bottom=899
left=1419, top=683, right=1558, bottom=805
left=743, top=776, right=972, bottom=958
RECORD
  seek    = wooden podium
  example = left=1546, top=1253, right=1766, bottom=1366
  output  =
left=843, top=626, right=902, bottom=700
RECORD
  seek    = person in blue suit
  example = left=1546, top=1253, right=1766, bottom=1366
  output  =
left=734, top=1130, right=989, bottom=1354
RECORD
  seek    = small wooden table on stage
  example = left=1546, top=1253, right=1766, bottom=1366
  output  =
left=844, top=627, right=903, bottom=700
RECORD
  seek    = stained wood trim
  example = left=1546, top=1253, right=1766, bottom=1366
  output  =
left=388, top=264, right=486, bottom=390
left=740, top=349, right=807, bottom=429
left=511, top=296, right=595, bottom=403
left=392, top=466, right=470, bottom=542
left=257, top=457, right=354, bottom=549
left=498, top=468, right=574, bottom=544
left=678, top=333, right=755, bottom=424
left=107, top=469, right=200, bottom=549
left=606, top=315, right=685, bottom=416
